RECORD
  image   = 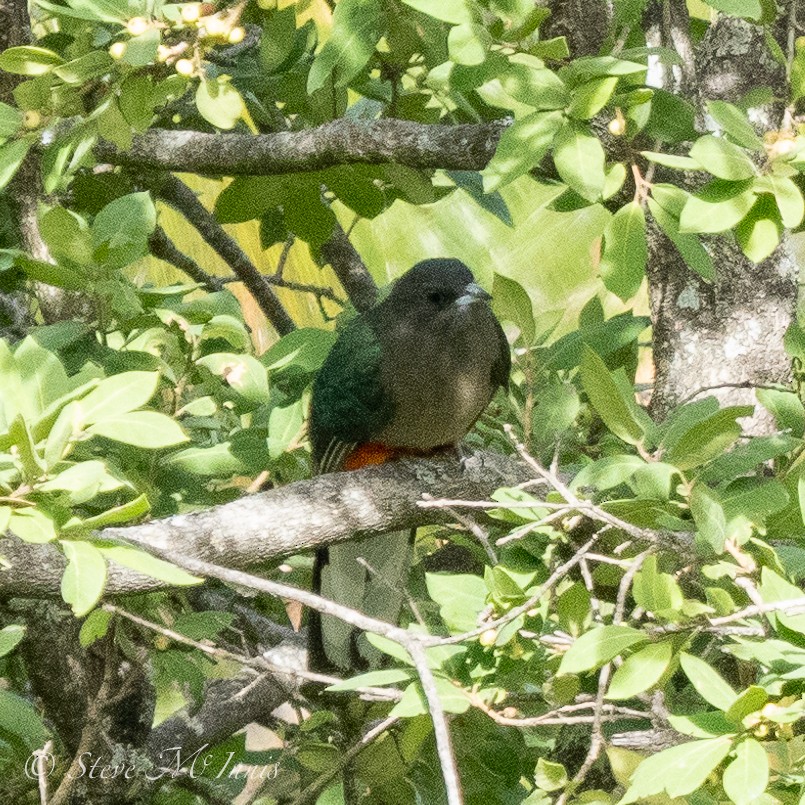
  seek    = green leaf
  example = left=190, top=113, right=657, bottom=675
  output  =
left=621, top=737, right=732, bottom=802
left=679, top=179, right=757, bottom=234
left=754, top=175, right=805, bottom=229
left=552, top=122, right=606, bottom=202
left=448, top=23, right=491, bottom=66
left=197, top=353, right=270, bottom=409
left=195, top=77, right=246, bottom=130
left=326, top=668, right=413, bottom=692
left=0, top=624, right=26, bottom=658
left=0, top=688, right=49, bottom=750
left=641, top=151, right=702, bottom=170
left=0, top=138, right=33, bottom=191
left=78, top=371, right=159, bottom=423
left=53, top=50, right=114, bottom=85
left=99, top=544, right=202, bottom=585
left=703, top=0, right=762, bottom=20
left=756, top=388, right=805, bottom=437
left=568, top=76, right=618, bottom=120
left=426, top=573, right=487, bottom=633
left=689, top=135, right=757, bottom=181
left=664, top=406, right=750, bottom=470
left=0, top=102, right=22, bottom=137
left=498, top=60, right=569, bottom=110
left=482, top=111, right=562, bottom=192
left=60, top=539, right=107, bottom=617
left=632, top=555, right=683, bottom=614
left=606, top=641, right=674, bottom=700
left=579, top=346, right=645, bottom=446
left=8, top=415, right=45, bottom=479
left=8, top=508, right=57, bottom=543
left=92, top=192, right=156, bottom=268
left=68, top=494, right=151, bottom=532
left=599, top=202, right=647, bottom=302
left=706, top=100, right=764, bottom=151
left=87, top=412, right=188, bottom=449
left=0, top=46, right=63, bottom=75
left=680, top=652, right=736, bottom=711
left=79, top=608, right=112, bottom=647
left=735, top=194, right=782, bottom=263
left=308, top=0, right=386, bottom=92
left=267, top=400, right=304, bottom=459
left=725, top=686, right=768, bottom=725
left=535, top=758, right=567, bottom=792
left=648, top=192, right=714, bottom=281
left=722, top=738, right=769, bottom=805
left=121, top=28, right=160, bottom=67
left=399, top=0, right=473, bottom=24
left=690, top=484, right=728, bottom=554
left=558, top=625, right=646, bottom=675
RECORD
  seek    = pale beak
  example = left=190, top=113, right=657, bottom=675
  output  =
left=457, top=282, right=492, bottom=306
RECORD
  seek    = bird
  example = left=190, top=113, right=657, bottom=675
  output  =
left=307, top=257, right=511, bottom=671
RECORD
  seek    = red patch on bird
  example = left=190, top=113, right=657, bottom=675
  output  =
left=344, top=442, right=455, bottom=470
left=343, top=442, right=398, bottom=470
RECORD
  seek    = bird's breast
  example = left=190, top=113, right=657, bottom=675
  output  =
left=376, top=311, right=499, bottom=450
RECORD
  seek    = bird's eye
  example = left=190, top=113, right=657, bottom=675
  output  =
left=428, top=291, right=449, bottom=307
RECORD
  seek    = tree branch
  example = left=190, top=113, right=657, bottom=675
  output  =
left=0, top=450, right=528, bottom=599
left=96, top=120, right=508, bottom=176
left=147, top=173, right=295, bottom=335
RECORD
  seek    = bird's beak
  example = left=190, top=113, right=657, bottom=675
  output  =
left=457, top=282, right=492, bottom=306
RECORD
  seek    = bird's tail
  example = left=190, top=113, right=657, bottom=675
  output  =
left=309, top=531, right=412, bottom=672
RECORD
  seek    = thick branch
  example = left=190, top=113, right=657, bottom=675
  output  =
left=96, top=120, right=508, bottom=175
left=149, top=173, right=295, bottom=335
left=0, top=450, right=528, bottom=599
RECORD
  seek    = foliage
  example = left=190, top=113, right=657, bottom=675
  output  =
left=0, top=0, right=804, bottom=804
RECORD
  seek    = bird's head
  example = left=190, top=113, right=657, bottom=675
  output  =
left=386, top=259, right=492, bottom=322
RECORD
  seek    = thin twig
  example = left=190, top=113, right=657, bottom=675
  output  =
left=409, top=641, right=463, bottom=805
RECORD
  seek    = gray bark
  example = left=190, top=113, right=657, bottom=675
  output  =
left=0, top=450, right=528, bottom=599
left=647, top=4, right=797, bottom=425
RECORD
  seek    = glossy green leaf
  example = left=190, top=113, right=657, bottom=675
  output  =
left=535, top=758, right=567, bottom=792
left=448, top=23, right=491, bottom=66
left=60, top=539, right=107, bottom=617
left=0, top=46, right=63, bottom=75
left=195, top=77, right=246, bottom=130
left=0, top=624, right=26, bottom=657
left=9, top=508, right=57, bottom=543
left=606, top=640, right=673, bottom=700
left=558, top=625, right=646, bottom=675
left=690, top=484, right=728, bottom=554
left=706, top=100, right=764, bottom=150
left=754, top=175, right=805, bottom=228
left=482, top=111, right=562, bottom=192
left=621, top=737, right=732, bottom=802
left=632, top=555, right=684, bottom=614
left=599, top=201, right=647, bottom=301
left=87, top=411, right=188, bottom=449
left=680, top=652, right=736, bottom=711
left=568, top=76, right=618, bottom=119
left=78, top=371, right=159, bottom=423
left=735, top=193, right=782, bottom=263
left=0, top=138, right=33, bottom=191
left=704, top=0, right=762, bottom=20
left=580, top=346, right=645, bottom=445
left=722, top=738, right=769, bottom=805
left=308, top=0, right=386, bottom=92
left=552, top=122, right=606, bottom=202
left=689, top=135, right=756, bottom=181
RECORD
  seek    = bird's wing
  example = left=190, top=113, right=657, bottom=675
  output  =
left=309, top=315, right=394, bottom=474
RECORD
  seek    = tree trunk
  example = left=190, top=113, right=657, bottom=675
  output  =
left=646, top=4, right=797, bottom=429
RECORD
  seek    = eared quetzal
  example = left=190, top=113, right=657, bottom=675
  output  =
left=308, top=258, right=511, bottom=670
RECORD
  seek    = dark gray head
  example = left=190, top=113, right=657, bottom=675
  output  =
left=385, top=259, right=491, bottom=317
